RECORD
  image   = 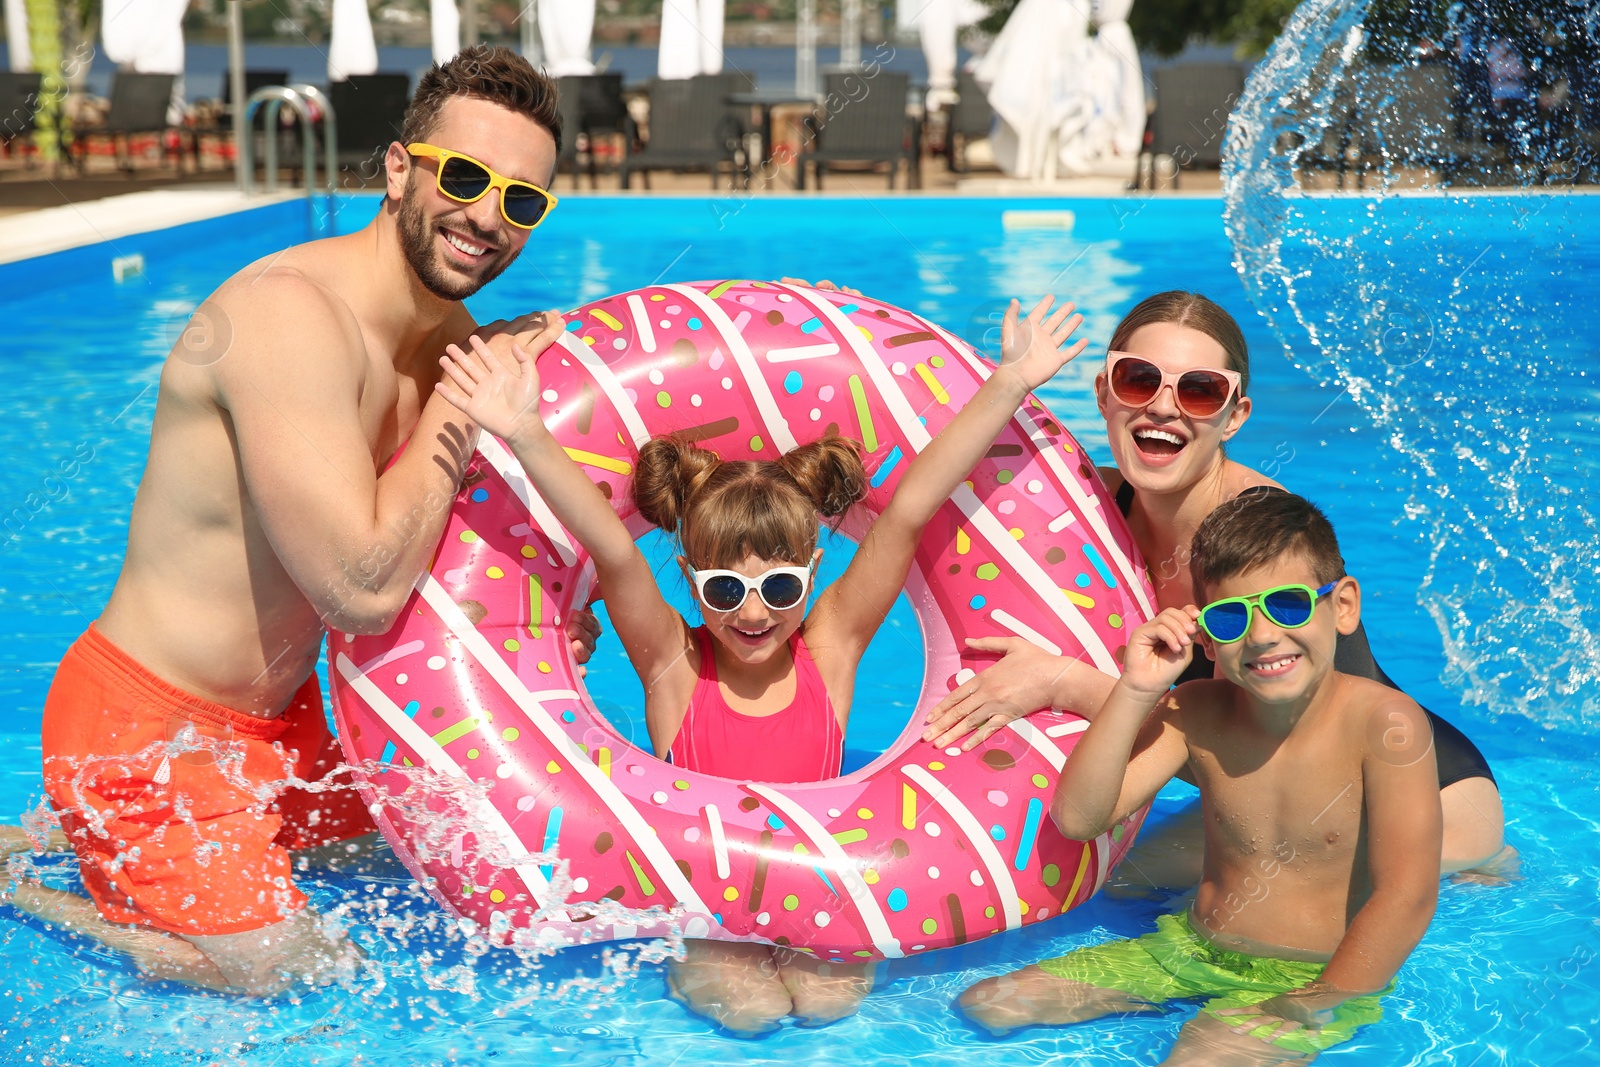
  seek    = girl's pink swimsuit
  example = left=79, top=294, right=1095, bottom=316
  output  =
left=668, top=626, right=843, bottom=783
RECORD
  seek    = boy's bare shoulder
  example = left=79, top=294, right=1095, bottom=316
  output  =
left=1328, top=673, right=1434, bottom=768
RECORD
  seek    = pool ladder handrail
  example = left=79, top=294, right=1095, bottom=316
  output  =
left=240, top=85, right=340, bottom=233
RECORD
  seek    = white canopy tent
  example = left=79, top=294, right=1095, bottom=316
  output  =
left=658, top=0, right=725, bottom=80
left=4, top=0, right=30, bottom=71
left=539, top=0, right=597, bottom=76
left=975, top=0, right=1144, bottom=178
left=328, top=0, right=379, bottom=81
left=430, top=0, right=460, bottom=65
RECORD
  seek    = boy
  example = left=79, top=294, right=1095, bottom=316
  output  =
left=959, top=491, right=1441, bottom=1064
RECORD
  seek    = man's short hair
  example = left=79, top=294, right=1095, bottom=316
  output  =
left=399, top=45, right=562, bottom=155
left=1190, top=490, right=1345, bottom=602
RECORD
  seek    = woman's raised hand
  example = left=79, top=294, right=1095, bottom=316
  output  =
left=999, top=296, right=1088, bottom=392
left=922, top=636, right=1067, bottom=750
left=436, top=315, right=565, bottom=446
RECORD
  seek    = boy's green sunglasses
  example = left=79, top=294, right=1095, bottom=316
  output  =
left=1198, top=581, right=1338, bottom=644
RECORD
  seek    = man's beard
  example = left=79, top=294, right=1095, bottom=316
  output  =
left=397, top=178, right=517, bottom=301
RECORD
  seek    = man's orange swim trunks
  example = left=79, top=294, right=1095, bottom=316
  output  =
left=40, top=624, right=377, bottom=937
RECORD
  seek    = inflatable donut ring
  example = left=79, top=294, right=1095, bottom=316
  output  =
left=330, top=280, right=1157, bottom=960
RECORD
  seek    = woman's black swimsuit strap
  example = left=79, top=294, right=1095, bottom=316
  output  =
left=1114, top=480, right=1495, bottom=788
left=1115, top=478, right=1137, bottom=517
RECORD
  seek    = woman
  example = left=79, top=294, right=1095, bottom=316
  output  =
left=922, top=291, right=1509, bottom=880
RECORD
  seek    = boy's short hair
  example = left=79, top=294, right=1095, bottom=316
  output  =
left=1190, top=491, right=1345, bottom=602
left=400, top=45, right=562, bottom=155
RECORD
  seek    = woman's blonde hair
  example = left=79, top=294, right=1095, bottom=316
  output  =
left=632, top=433, right=868, bottom=568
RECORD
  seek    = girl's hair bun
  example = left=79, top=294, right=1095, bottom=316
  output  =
left=632, top=434, right=721, bottom=533
left=777, top=434, right=868, bottom=518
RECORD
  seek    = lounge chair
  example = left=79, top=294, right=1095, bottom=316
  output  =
left=329, top=73, right=412, bottom=180
left=798, top=70, right=919, bottom=190
left=1345, top=63, right=1505, bottom=188
left=74, top=72, right=196, bottom=173
left=556, top=73, right=628, bottom=189
left=1146, top=63, right=1246, bottom=188
left=621, top=73, right=752, bottom=190
left=222, top=69, right=292, bottom=110
left=0, top=72, right=42, bottom=164
left=943, top=68, right=993, bottom=174
left=1273, top=77, right=1363, bottom=190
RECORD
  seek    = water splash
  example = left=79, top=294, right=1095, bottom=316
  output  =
left=11, top=747, right=684, bottom=1001
left=1223, top=0, right=1600, bottom=731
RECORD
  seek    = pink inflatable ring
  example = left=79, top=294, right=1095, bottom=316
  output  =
left=330, top=280, right=1156, bottom=960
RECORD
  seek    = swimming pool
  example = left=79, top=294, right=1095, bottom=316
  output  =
left=0, top=193, right=1595, bottom=1065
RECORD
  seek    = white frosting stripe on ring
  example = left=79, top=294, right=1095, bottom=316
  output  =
left=779, top=283, right=1116, bottom=674
left=745, top=783, right=904, bottom=958
left=627, top=294, right=657, bottom=354
left=766, top=342, right=840, bottom=363
left=478, top=436, right=579, bottom=568
left=933, top=320, right=1155, bottom=624
left=703, top=804, right=730, bottom=879
left=952, top=484, right=1117, bottom=673
left=1093, top=831, right=1112, bottom=894
left=334, top=652, right=560, bottom=911
left=989, top=609, right=1063, bottom=657
left=416, top=575, right=712, bottom=916
left=1005, top=718, right=1068, bottom=773
left=664, top=284, right=797, bottom=453
left=900, top=764, right=1023, bottom=932
left=1045, top=719, right=1090, bottom=739
left=1016, top=406, right=1155, bottom=619
left=561, top=331, right=650, bottom=447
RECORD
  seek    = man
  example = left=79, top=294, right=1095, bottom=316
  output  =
left=11, top=46, right=595, bottom=994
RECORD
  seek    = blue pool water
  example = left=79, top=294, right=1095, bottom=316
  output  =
left=0, top=194, right=1595, bottom=1065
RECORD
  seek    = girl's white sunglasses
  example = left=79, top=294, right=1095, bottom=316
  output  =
left=690, top=563, right=815, bottom=613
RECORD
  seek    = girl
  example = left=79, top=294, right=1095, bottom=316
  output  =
left=435, top=294, right=1085, bottom=1034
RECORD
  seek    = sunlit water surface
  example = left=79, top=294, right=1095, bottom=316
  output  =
left=0, top=193, right=1594, bottom=1065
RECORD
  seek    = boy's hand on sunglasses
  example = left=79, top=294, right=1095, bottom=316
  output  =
left=1120, top=605, right=1201, bottom=699
left=999, top=296, right=1088, bottom=391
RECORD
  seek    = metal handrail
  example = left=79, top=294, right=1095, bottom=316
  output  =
left=241, top=85, right=338, bottom=234
left=288, top=83, right=338, bottom=202
left=242, top=86, right=313, bottom=193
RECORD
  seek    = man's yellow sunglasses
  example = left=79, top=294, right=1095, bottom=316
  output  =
left=406, top=142, right=558, bottom=230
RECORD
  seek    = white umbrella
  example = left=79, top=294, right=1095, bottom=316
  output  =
left=658, top=0, right=702, bottom=79
left=100, top=0, right=145, bottom=67
left=101, top=0, right=188, bottom=123
left=4, top=0, right=30, bottom=72
left=697, top=0, right=724, bottom=76
left=539, top=0, right=597, bottom=76
left=975, top=0, right=1090, bottom=177
left=329, top=0, right=379, bottom=81
left=1091, top=0, right=1145, bottom=156
left=917, top=0, right=985, bottom=109
left=431, top=0, right=461, bottom=65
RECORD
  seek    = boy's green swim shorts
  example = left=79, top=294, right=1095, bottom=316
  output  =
left=1036, top=910, right=1391, bottom=1055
